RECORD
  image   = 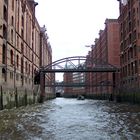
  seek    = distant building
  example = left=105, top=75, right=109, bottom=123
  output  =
left=72, top=72, right=85, bottom=96
left=63, top=72, right=73, bottom=97
left=63, top=64, right=85, bottom=97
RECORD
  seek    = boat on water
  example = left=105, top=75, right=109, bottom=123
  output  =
left=77, top=95, right=85, bottom=100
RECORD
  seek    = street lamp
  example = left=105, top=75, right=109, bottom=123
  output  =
left=85, top=45, right=91, bottom=48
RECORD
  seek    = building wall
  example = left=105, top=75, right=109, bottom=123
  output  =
left=119, top=0, right=140, bottom=89
left=40, top=26, right=55, bottom=99
left=0, top=0, right=54, bottom=109
left=0, top=0, right=40, bottom=88
left=86, top=19, right=120, bottom=98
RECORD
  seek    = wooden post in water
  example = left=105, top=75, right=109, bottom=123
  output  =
left=0, top=86, right=3, bottom=110
left=25, top=88, right=27, bottom=106
left=15, top=87, right=18, bottom=107
left=39, top=71, right=45, bottom=103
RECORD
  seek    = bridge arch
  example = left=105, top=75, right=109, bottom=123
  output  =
left=40, top=56, right=119, bottom=73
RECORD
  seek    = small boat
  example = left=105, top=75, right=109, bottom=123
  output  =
left=77, top=95, right=85, bottom=100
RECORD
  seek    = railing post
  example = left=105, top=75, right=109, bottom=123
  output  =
left=39, top=71, right=45, bottom=103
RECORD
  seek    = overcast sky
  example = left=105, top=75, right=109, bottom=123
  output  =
left=35, top=0, right=119, bottom=80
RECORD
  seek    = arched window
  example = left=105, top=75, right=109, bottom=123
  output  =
left=2, top=44, right=6, bottom=64
left=17, top=55, right=19, bottom=68
left=10, top=50, right=14, bottom=65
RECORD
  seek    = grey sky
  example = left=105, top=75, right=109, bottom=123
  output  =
left=35, top=0, right=119, bottom=80
left=36, top=0, right=119, bottom=60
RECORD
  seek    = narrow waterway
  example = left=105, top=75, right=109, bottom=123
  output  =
left=0, top=98, right=140, bottom=140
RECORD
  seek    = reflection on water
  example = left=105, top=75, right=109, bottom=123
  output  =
left=0, top=98, right=140, bottom=140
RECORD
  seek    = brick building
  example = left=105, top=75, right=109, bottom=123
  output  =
left=118, top=0, right=140, bottom=89
left=63, top=72, right=73, bottom=97
left=63, top=64, right=85, bottom=97
left=0, top=0, right=54, bottom=109
left=72, top=72, right=85, bottom=96
left=85, top=19, right=120, bottom=98
left=40, top=26, right=55, bottom=99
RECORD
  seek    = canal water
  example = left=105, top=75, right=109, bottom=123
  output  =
left=0, top=98, right=140, bottom=140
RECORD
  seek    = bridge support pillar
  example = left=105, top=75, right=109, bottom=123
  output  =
left=39, top=72, right=45, bottom=103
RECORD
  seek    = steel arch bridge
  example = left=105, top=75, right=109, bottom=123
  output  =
left=40, top=56, right=119, bottom=73
left=38, top=56, right=119, bottom=103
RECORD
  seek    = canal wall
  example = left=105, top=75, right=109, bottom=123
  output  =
left=0, top=85, right=56, bottom=110
left=85, top=89, right=140, bottom=104
left=63, top=92, right=112, bottom=100
left=115, top=88, right=140, bottom=104
left=0, top=85, right=39, bottom=110
left=85, top=93, right=111, bottom=100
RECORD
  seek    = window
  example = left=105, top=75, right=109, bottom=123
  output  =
left=21, top=43, right=24, bottom=53
left=17, top=55, right=19, bottom=68
left=2, top=68, right=6, bottom=81
left=134, top=61, right=137, bottom=74
left=17, top=36, right=19, bottom=49
left=137, top=20, right=139, bottom=27
left=16, top=74, right=19, bottom=81
left=21, top=57, right=23, bottom=73
left=129, top=22, right=131, bottom=32
left=21, top=29, right=24, bottom=38
left=3, top=24, right=7, bottom=39
left=2, top=45, right=6, bottom=64
left=10, top=72, right=13, bottom=79
left=3, top=6, right=7, bottom=21
left=29, top=64, right=30, bottom=74
left=25, top=77, right=27, bottom=83
left=10, top=50, right=14, bottom=65
left=21, top=15, right=24, bottom=27
left=11, top=16, right=14, bottom=26
left=11, top=29, right=13, bottom=43
left=132, top=30, right=136, bottom=41
left=129, top=33, right=132, bottom=44
left=25, top=61, right=27, bottom=73
left=134, top=45, right=137, bottom=56
left=12, top=0, right=14, bottom=11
